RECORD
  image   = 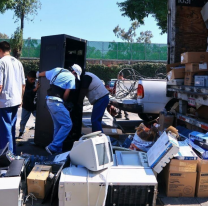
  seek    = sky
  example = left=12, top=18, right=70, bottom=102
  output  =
left=0, top=0, right=167, bottom=44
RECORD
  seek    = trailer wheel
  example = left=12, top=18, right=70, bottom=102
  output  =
left=165, top=98, right=178, bottom=111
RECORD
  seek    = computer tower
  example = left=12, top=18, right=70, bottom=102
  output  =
left=0, top=177, right=21, bottom=206
left=35, top=34, right=87, bottom=149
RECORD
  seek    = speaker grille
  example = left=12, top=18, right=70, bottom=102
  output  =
left=105, top=185, right=155, bottom=206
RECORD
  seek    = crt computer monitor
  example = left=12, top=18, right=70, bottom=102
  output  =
left=69, top=131, right=113, bottom=171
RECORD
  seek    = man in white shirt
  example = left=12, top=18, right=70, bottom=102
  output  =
left=0, top=41, right=25, bottom=154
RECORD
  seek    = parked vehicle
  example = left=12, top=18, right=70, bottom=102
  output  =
left=110, top=79, right=175, bottom=121
left=105, top=79, right=116, bottom=95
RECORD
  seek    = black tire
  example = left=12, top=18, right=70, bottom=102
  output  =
left=165, top=98, right=178, bottom=111
left=138, top=113, right=159, bottom=122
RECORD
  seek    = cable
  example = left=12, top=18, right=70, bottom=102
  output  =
left=113, top=68, right=166, bottom=99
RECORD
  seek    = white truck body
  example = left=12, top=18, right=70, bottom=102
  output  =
left=110, top=79, right=172, bottom=115
left=138, top=79, right=171, bottom=113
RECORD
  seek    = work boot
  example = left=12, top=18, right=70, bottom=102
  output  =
left=17, top=132, right=24, bottom=139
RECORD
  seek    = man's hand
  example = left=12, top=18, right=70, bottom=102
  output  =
left=36, top=71, right=39, bottom=78
left=33, top=82, right=40, bottom=92
left=19, top=102, right=23, bottom=108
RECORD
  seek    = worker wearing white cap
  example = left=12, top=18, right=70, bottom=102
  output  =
left=71, top=67, right=109, bottom=133
left=37, top=65, right=81, bottom=154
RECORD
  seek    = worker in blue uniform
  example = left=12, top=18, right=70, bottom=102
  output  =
left=37, top=64, right=82, bottom=154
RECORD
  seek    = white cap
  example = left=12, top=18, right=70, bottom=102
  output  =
left=71, top=64, right=82, bottom=80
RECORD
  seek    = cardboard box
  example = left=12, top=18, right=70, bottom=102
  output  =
left=196, top=106, right=208, bottom=120
left=147, top=132, right=179, bottom=173
left=167, top=68, right=185, bottom=80
left=158, top=112, right=175, bottom=132
left=181, top=52, right=208, bottom=64
left=189, top=131, right=208, bottom=143
left=186, top=138, right=208, bottom=159
left=174, top=141, right=198, bottom=160
left=166, top=171, right=197, bottom=197
left=196, top=172, right=208, bottom=197
left=185, top=63, right=208, bottom=72
left=184, top=72, right=195, bottom=86
left=184, top=71, right=207, bottom=86
left=82, top=127, right=122, bottom=138
left=166, top=62, right=184, bottom=73
left=165, top=159, right=197, bottom=197
left=27, top=165, right=52, bottom=199
left=196, top=158, right=208, bottom=197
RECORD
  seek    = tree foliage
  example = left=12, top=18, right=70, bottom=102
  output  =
left=11, top=0, right=41, bottom=31
left=1, top=0, right=41, bottom=31
left=10, top=27, right=23, bottom=59
left=0, top=33, right=9, bottom=39
left=113, top=21, right=153, bottom=43
left=117, top=0, right=167, bottom=34
left=0, top=0, right=13, bottom=13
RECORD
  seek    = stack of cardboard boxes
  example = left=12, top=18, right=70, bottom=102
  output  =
left=164, top=157, right=208, bottom=197
left=167, top=52, right=208, bottom=85
left=181, top=52, right=208, bottom=86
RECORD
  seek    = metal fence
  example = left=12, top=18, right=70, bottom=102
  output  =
left=0, top=39, right=167, bottom=61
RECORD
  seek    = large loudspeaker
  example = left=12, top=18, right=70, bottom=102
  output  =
left=34, top=34, right=87, bottom=150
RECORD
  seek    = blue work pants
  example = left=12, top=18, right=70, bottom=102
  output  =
left=20, top=108, right=36, bottom=133
left=0, top=106, right=19, bottom=154
left=91, top=95, right=109, bottom=133
left=46, top=100, right=72, bottom=153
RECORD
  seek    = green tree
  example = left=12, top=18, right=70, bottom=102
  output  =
left=0, top=0, right=13, bottom=13
left=10, top=27, right=23, bottom=59
left=0, top=33, right=9, bottom=39
left=11, top=0, right=41, bottom=32
left=117, top=0, right=167, bottom=34
left=87, top=46, right=102, bottom=59
left=113, top=21, right=153, bottom=43
left=22, top=37, right=41, bottom=57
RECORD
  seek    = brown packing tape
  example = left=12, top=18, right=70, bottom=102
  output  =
left=169, top=159, right=197, bottom=173
left=169, top=165, right=196, bottom=173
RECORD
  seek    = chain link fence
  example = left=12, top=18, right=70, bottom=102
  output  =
left=0, top=39, right=167, bottom=61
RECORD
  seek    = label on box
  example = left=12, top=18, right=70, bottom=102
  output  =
left=199, top=63, right=207, bottom=70
left=188, top=98, right=196, bottom=107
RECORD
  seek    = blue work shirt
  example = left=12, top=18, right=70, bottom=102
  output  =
left=45, top=68, right=76, bottom=102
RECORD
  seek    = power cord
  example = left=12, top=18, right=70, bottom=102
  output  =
left=24, top=193, right=37, bottom=205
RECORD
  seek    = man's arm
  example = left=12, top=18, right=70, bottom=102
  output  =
left=19, top=84, right=26, bottom=107
left=63, top=89, right=71, bottom=101
left=0, top=85, right=2, bottom=93
left=78, top=89, right=88, bottom=105
left=22, top=85, right=25, bottom=99
left=38, top=71, right=46, bottom=77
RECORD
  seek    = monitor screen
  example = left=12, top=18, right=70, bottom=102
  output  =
left=96, top=142, right=113, bottom=166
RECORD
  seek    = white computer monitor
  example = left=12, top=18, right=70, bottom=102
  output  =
left=69, top=131, right=113, bottom=171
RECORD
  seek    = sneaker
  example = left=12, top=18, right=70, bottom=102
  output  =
left=45, top=146, right=56, bottom=155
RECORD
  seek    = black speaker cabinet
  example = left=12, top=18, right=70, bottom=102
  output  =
left=34, top=34, right=87, bottom=150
